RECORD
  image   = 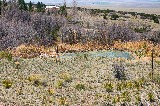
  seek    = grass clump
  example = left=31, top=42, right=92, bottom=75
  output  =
left=28, top=74, right=46, bottom=87
left=2, top=79, right=13, bottom=89
left=117, top=81, right=134, bottom=91
left=135, top=93, right=141, bottom=105
left=133, top=78, right=145, bottom=90
left=126, top=81, right=134, bottom=89
left=121, top=91, right=131, bottom=102
left=58, top=97, right=67, bottom=105
left=59, top=72, right=72, bottom=83
left=104, top=83, right=113, bottom=92
left=155, top=61, right=160, bottom=65
left=56, top=80, right=65, bottom=89
left=112, top=94, right=120, bottom=104
left=154, top=75, right=160, bottom=85
left=117, top=82, right=125, bottom=91
left=48, top=88, right=54, bottom=95
left=148, top=92, right=155, bottom=102
left=133, top=81, right=141, bottom=90
left=0, top=51, right=12, bottom=61
left=75, top=84, right=85, bottom=91
left=28, top=74, right=41, bottom=82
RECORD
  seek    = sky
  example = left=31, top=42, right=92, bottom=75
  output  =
left=24, top=0, right=160, bottom=8
left=24, top=0, right=160, bottom=3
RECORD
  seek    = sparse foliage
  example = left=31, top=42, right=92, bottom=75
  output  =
left=112, top=63, right=127, bottom=80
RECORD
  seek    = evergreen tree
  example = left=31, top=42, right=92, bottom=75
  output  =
left=18, top=0, right=28, bottom=11
left=59, top=1, right=67, bottom=17
left=152, top=16, right=159, bottom=24
left=40, top=2, right=45, bottom=12
left=36, top=1, right=45, bottom=12
left=28, top=1, right=33, bottom=12
left=36, top=2, right=41, bottom=12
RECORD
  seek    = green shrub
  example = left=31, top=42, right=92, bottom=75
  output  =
left=2, top=79, right=13, bottom=89
left=104, top=83, right=113, bottom=92
left=110, top=14, right=119, bottom=20
left=148, top=92, right=155, bottom=102
left=103, top=14, right=108, bottom=19
left=56, top=80, right=64, bottom=89
left=134, top=27, right=147, bottom=33
left=33, top=80, right=41, bottom=86
left=0, top=51, right=12, bottom=61
left=135, top=94, right=141, bottom=104
left=75, top=84, right=85, bottom=91
left=116, top=82, right=127, bottom=91
left=152, top=16, right=159, bottom=23
left=121, top=91, right=131, bottom=102
left=126, top=81, right=134, bottom=89
left=133, top=81, right=141, bottom=90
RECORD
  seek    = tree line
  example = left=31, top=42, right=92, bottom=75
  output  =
left=0, top=0, right=46, bottom=14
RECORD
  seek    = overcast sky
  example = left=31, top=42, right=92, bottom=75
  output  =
left=24, top=0, right=160, bottom=8
left=24, top=0, right=160, bottom=3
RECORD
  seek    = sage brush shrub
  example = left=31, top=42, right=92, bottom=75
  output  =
left=112, top=63, right=127, bottom=80
left=0, top=9, right=62, bottom=50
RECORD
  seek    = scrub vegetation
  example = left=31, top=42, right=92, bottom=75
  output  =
left=0, top=0, right=160, bottom=105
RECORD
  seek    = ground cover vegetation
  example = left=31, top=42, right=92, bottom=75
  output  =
left=0, top=0, right=160, bottom=105
left=0, top=55, right=160, bottom=105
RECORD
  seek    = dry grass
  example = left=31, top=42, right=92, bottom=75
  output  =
left=10, top=44, right=45, bottom=58
left=113, top=40, right=160, bottom=57
left=7, top=40, right=160, bottom=59
left=58, top=42, right=110, bottom=53
left=10, top=44, right=58, bottom=58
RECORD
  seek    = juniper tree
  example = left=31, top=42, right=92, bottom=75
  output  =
left=18, top=0, right=28, bottom=11
left=36, top=1, right=45, bottom=12
left=28, top=1, right=33, bottom=12
left=59, top=0, right=67, bottom=17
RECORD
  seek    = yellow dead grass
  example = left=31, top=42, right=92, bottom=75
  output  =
left=113, top=41, right=160, bottom=57
left=11, top=44, right=46, bottom=58
left=9, top=41, right=160, bottom=58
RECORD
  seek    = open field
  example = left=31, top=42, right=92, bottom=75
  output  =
left=82, top=6, right=160, bottom=15
left=1, top=1, right=160, bottom=105
left=0, top=55, right=160, bottom=105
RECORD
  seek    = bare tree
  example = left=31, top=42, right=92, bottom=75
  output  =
left=72, top=0, right=77, bottom=21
